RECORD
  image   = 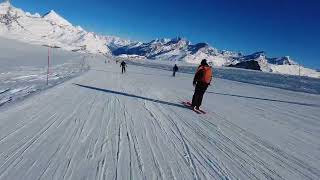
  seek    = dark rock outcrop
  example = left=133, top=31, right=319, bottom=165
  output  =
left=229, top=60, right=261, bottom=71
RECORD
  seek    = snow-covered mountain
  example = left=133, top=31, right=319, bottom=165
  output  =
left=113, top=37, right=320, bottom=78
left=0, top=1, right=134, bottom=54
left=113, top=37, right=227, bottom=66
left=0, top=1, right=319, bottom=78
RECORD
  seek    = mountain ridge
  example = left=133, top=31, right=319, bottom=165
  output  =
left=0, top=1, right=319, bottom=78
left=0, top=2, right=135, bottom=54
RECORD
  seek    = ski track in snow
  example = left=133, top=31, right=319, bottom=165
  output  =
left=0, top=57, right=320, bottom=180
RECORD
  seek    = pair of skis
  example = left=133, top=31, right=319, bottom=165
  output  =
left=182, top=101, right=206, bottom=114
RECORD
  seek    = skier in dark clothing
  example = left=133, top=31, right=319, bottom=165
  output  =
left=191, top=59, right=213, bottom=110
left=120, top=61, right=127, bottom=74
left=172, top=64, right=179, bottom=77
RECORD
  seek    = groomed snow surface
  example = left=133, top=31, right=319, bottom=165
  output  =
left=0, top=37, right=89, bottom=108
left=1, top=55, right=320, bottom=180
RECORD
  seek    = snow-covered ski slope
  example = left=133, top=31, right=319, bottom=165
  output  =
left=126, top=60, right=320, bottom=94
left=0, top=37, right=89, bottom=108
left=0, top=57, right=320, bottom=180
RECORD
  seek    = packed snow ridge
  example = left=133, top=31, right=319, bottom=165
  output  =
left=0, top=1, right=319, bottom=78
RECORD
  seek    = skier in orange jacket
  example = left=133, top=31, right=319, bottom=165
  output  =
left=191, top=59, right=213, bottom=110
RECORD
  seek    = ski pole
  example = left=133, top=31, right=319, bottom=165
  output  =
left=47, top=47, right=50, bottom=86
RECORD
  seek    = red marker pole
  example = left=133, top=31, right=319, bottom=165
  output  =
left=47, top=47, right=50, bottom=85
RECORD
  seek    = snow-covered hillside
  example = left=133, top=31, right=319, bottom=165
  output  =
left=0, top=37, right=89, bottom=107
left=0, top=1, right=133, bottom=54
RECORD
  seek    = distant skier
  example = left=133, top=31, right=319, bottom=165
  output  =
left=172, top=64, right=179, bottom=77
left=120, top=61, right=127, bottom=74
left=191, top=59, right=212, bottom=110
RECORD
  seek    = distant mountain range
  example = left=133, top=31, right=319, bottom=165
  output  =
left=113, top=38, right=320, bottom=78
left=114, top=38, right=293, bottom=69
left=0, top=1, right=319, bottom=78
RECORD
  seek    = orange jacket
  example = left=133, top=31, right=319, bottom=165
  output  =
left=193, top=65, right=213, bottom=85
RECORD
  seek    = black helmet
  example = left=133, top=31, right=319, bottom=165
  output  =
left=201, top=59, right=208, bottom=66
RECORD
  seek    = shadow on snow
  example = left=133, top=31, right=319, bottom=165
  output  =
left=74, top=83, right=188, bottom=109
left=207, top=92, right=320, bottom=108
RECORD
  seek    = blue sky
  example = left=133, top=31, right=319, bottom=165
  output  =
left=11, top=0, right=320, bottom=68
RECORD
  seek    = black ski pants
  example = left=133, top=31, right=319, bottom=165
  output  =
left=173, top=71, right=177, bottom=77
left=192, top=82, right=208, bottom=108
